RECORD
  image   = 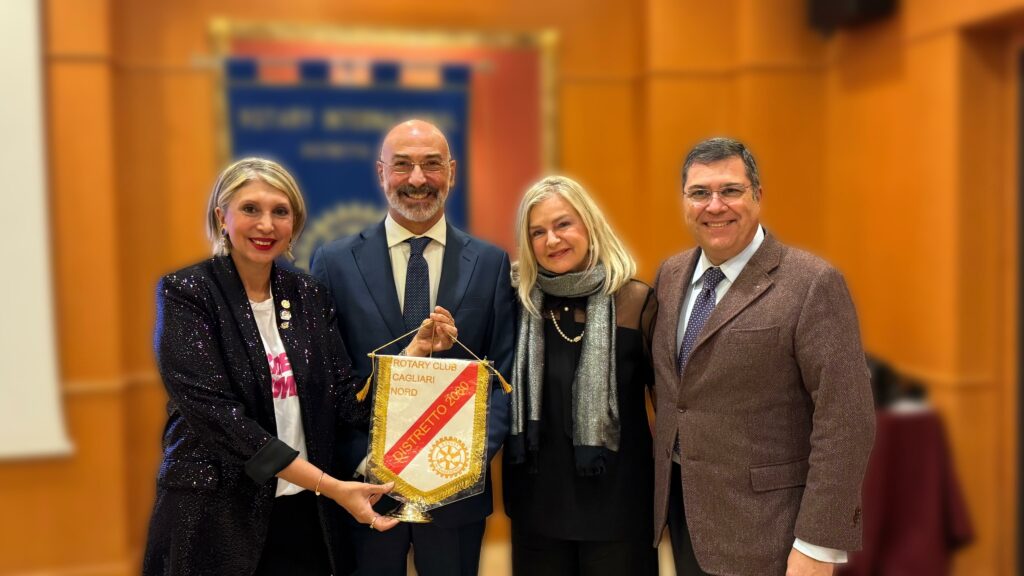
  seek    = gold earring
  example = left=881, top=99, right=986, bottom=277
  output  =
left=219, top=227, right=229, bottom=253
left=286, top=240, right=295, bottom=260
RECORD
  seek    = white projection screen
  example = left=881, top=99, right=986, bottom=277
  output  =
left=0, top=0, right=73, bottom=458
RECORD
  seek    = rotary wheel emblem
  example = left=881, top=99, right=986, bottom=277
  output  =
left=428, top=436, right=469, bottom=479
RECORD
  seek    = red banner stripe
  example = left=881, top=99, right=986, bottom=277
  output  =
left=383, top=363, right=479, bottom=474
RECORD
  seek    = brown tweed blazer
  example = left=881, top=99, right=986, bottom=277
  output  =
left=652, top=233, right=875, bottom=575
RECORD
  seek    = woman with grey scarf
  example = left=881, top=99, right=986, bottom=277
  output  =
left=503, top=176, right=658, bottom=576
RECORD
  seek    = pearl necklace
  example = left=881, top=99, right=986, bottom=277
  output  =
left=549, top=306, right=583, bottom=343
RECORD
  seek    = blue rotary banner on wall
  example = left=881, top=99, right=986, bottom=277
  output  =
left=225, top=58, right=470, bottom=269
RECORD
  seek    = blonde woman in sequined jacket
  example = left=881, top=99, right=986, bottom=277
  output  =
left=143, top=158, right=457, bottom=576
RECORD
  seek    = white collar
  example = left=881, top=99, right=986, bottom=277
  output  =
left=384, top=213, right=447, bottom=248
left=691, top=225, right=765, bottom=287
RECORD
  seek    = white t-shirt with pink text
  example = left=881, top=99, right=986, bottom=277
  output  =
left=250, top=294, right=308, bottom=497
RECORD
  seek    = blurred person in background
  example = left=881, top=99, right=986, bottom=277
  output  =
left=310, top=119, right=516, bottom=576
left=651, top=137, right=875, bottom=576
left=503, top=175, right=658, bottom=576
left=143, top=157, right=457, bottom=576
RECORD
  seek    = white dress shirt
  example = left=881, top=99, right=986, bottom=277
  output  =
left=674, top=226, right=847, bottom=564
left=384, top=213, right=447, bottom=313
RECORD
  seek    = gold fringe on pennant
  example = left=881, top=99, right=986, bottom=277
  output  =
left=356, top=353, right=376, bottom=403
left=495, top=369, right=512, bottom=393
left=478, top=359, right=512, bottom=393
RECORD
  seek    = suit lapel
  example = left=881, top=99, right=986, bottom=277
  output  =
left=436, top=224, right=478, bottom=314
left=353, top=221, right=405, bottom=339
left=655, top=250, right=699, bottom=378
left=691, top=234, right=782, bottom=354
left=211, top=256, right=276, bottom=423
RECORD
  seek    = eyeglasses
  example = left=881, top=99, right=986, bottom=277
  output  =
left=380, top=159, right=451, bottom=174
left=683, top=184, right=753, bottom=205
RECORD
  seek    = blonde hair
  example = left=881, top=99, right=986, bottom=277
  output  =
left=514, top=175, right=636, bottom=317
left=205, top=157, right=307, bottom=257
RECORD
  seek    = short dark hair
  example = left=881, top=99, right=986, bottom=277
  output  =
left=680, top=137, right=761, bottom=193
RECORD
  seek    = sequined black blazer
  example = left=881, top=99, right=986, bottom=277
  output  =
left=143, top=256, right=367, bottom=576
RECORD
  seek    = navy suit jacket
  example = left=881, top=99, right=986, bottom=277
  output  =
left=311, top=220, right=516, bottom=527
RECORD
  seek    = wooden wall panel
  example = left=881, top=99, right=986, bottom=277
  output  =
left=0, top=393, right=128, bottom=574
left=510, top=0, right=641, bottom=78
left=931, top=385, right=1002, bottom=575
left=642, top=77, right=736, bottom=267
left=954, top=29, right=1014, bottom=574
left=730, top=71, right=824, bottom=254
left=957, top=32, right=1007, bottom=378
left=886, top=33, right=961, bottom=372
left=905, top=0, right=1024, bottom=39
left=48, top=61, right=121, bottom=381
left=123, top=379, right=166, bottom=557
left=114, top=72, right=167, bottom=374
left=114, top=69, right=172, bottom=561
left=735, top=0, right=824, bottom=68
left=46, top=0, right=109, bottom=56
left=999, top=33, right=1022, bottom=576
left=110, top=0, right=165, bottom=66
left=559, top=81, right=650, bottom=274
left=159, top=74, right=220, bottom=269
left=646, top=0, right=737, bottom=72
left=822, top=18, right=910, bottom=358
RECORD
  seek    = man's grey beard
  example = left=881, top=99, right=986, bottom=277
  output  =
left=387, top=185, right=447, bottom=223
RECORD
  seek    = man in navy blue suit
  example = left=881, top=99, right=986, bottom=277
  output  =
left=311, top=119, right=516, bottom=576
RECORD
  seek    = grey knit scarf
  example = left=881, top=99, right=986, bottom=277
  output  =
left=509, top=264, right=619, bottom=475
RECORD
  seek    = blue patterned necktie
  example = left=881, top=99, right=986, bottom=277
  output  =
left=677, top=267, right=726, bottom=376
left=403, top=236, right=432, bottom=331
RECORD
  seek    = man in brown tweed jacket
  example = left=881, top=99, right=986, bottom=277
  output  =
left=652, top=137, right=875, bottom=576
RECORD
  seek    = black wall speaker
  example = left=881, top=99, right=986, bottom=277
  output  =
left=808, top=0, right=897, bottom=35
